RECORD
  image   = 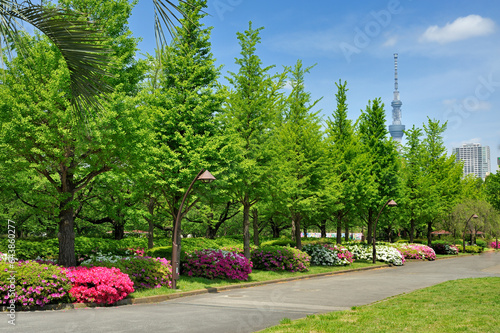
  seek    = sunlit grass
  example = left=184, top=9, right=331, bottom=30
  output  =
left=260, top=277, right=500, bottom=333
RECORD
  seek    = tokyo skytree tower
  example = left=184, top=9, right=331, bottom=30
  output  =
left=388, top=53, right=405, bottom=142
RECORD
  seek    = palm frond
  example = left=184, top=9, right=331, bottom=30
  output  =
left=1, top=0, right=112, bottom=120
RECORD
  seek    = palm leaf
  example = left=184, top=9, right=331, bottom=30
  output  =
left=1, top=0, right=112, bottom=120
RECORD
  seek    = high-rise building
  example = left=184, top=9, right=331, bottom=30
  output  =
left=452, top=143, right=491, bottom=180
left=389, top=53, right=405, bottom=142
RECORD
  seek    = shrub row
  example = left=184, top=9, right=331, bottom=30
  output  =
left=183, top=249, right=252, bottom=280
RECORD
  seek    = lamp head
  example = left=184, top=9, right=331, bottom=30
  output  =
left=197, top=170, right=216, bottom=183
left=387, top=200, right=397, bottom=207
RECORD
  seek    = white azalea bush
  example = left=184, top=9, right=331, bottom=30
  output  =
left=345, top=244, right=405, bottom=266
left=302, top=244, right=354, bottom=266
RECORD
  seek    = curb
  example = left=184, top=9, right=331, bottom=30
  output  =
left=3, top=264, right=392, bottom=312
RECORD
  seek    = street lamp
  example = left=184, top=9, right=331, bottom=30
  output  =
left=462, top=214, right=478, bottom=252
left=372, top=199, right=397, bottom=264
left=171, top=169, right=215, bottom=289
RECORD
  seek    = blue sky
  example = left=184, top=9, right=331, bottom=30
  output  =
left=129, top=0, right=500, bottom=173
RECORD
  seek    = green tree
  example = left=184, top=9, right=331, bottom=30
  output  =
left=0, top=0, right=146, bottom=266
left=270, top=60, right=335, bottom=250
left=358, top=98, right=399, bottom=243
left=326, top=80, right=374, bottom=244
left=421, top=118, right=462, bottom=245
left=139, top=0, right=224, bottom=248
left=222, top=22, right=287, bottom=258
left=400, top=125, right=428, bottom=242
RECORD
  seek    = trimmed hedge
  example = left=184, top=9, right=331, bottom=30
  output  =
left=0, top=237, right=171, bottom=261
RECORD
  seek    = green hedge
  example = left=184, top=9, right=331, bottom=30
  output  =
left=0, top=237, right=170, bottom=260
left=456, top=244, right=484, bottom=253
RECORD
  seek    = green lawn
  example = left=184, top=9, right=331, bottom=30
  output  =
left=129, top=260, right=386, bottom=298
left=259, top=277, right=500, bottom=333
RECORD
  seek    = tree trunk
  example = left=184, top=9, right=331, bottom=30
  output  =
left=336, top=213, right=342, bottom=245
left=320, top=219, right=326, bottom=238
left=205, top=225, right=217, bottom=239
left=291, top=220, right=296, bottom=241
left=427, top=221, right=433, bottom=246
left=344, top=221, right=349, bottom=242
left=252, top=209, right=259, bottom=246
left=147, top=198, right=155, bottom=249
left=114, top=223, right=125, bottom=240
left=409, top=218, right=415, bottom=243
left=243, top=198, right=251, bottom=259
left=270, top=218, right=280, bottom=238
left=58, top=205, right=76, bottom=267
left=294, top=215, right=302, bottom=250
left=367, top=209, right=373, bottom=244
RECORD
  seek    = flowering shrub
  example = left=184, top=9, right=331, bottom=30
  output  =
left=432, top=243, right=459, bottom=255
left=346, top=244, right=405, bottom=266
left=125, top=247, right=146, bottom=256
left=302, top=244, right=354, bottom=266
left=395, top=244, right=436, bottom=260
left=81, top=253, right=172, bottom=290
left=183, top=249, right=252, bottom=280
left=0, top=261, right=72, bottom=307
left=65, top=266, right=134, bottom=304
left=251, top=246, right=310, bottom=272
left=490, top=241, right=500, bottom=249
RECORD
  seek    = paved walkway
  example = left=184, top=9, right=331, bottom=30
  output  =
left=3, top=252, right=500, bottom=333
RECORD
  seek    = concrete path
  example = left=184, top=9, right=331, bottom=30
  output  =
left=3, top=252, right=500, bottom=333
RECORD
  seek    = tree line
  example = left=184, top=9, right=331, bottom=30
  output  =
left=1, top=0, right=499, bottom=266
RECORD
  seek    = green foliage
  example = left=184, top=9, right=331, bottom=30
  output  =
left=0, top=237, right=164, bottom=260
left=455, top=245, right=483, bottom=253
left=474, top=239, right=487, bottom=248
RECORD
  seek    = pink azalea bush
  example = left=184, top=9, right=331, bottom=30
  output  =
left=251, top=246, right=310, bottom=272
left=81, top=256, right=172, bottom=290
left=490, top=241, right=500, bottom=249
left=183, top=249, right=252, bottom=280
left=0, top=261, right=72, bottom=307
left=65, top=266, right=134, bottom=304
left=396, top=244, right=436, bottom=260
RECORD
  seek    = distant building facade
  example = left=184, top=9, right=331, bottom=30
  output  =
left=452, top=143, right=491, bottom=180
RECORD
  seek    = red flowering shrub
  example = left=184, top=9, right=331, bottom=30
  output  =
left=82, top=256, right=172, bottom=290
left=490, top=241, right=500, bottom=249
left=65, top=266, right=134, bottom=304
left=183, top=249, right=252, bottom=280
left=251, top=246, right=310, bottom=272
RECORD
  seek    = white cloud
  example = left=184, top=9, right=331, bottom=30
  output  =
left=420, top=15, right=495, bottom=44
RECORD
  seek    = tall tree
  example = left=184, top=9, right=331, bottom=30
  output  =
left=421, top=118, right=462, bottom=245
left=358, top=98, right=399, bottom=243
left=139, top=0, right=224, bottom=247
left=270, top=60, right=335, bottom=250
left=0, top=0, right=146, bottom=266
left=222, top=22, right=287, bottom=258
left=400, top=125, right=428, bottom=242
left=326, top=80, right=374, bottom=244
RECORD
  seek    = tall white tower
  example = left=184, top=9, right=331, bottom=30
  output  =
left=389, top=53, right=405, bottom=142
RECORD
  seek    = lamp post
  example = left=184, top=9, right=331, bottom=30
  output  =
left=171, top=169, right=215, bottom=289
left=372, top=199, right=397, bottom=264
left=462, top=214, right=478, bottom=252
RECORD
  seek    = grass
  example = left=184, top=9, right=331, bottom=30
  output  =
left=128, top=260, right=386, bottom=298
left=259, top=277, right=500, bottom=333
